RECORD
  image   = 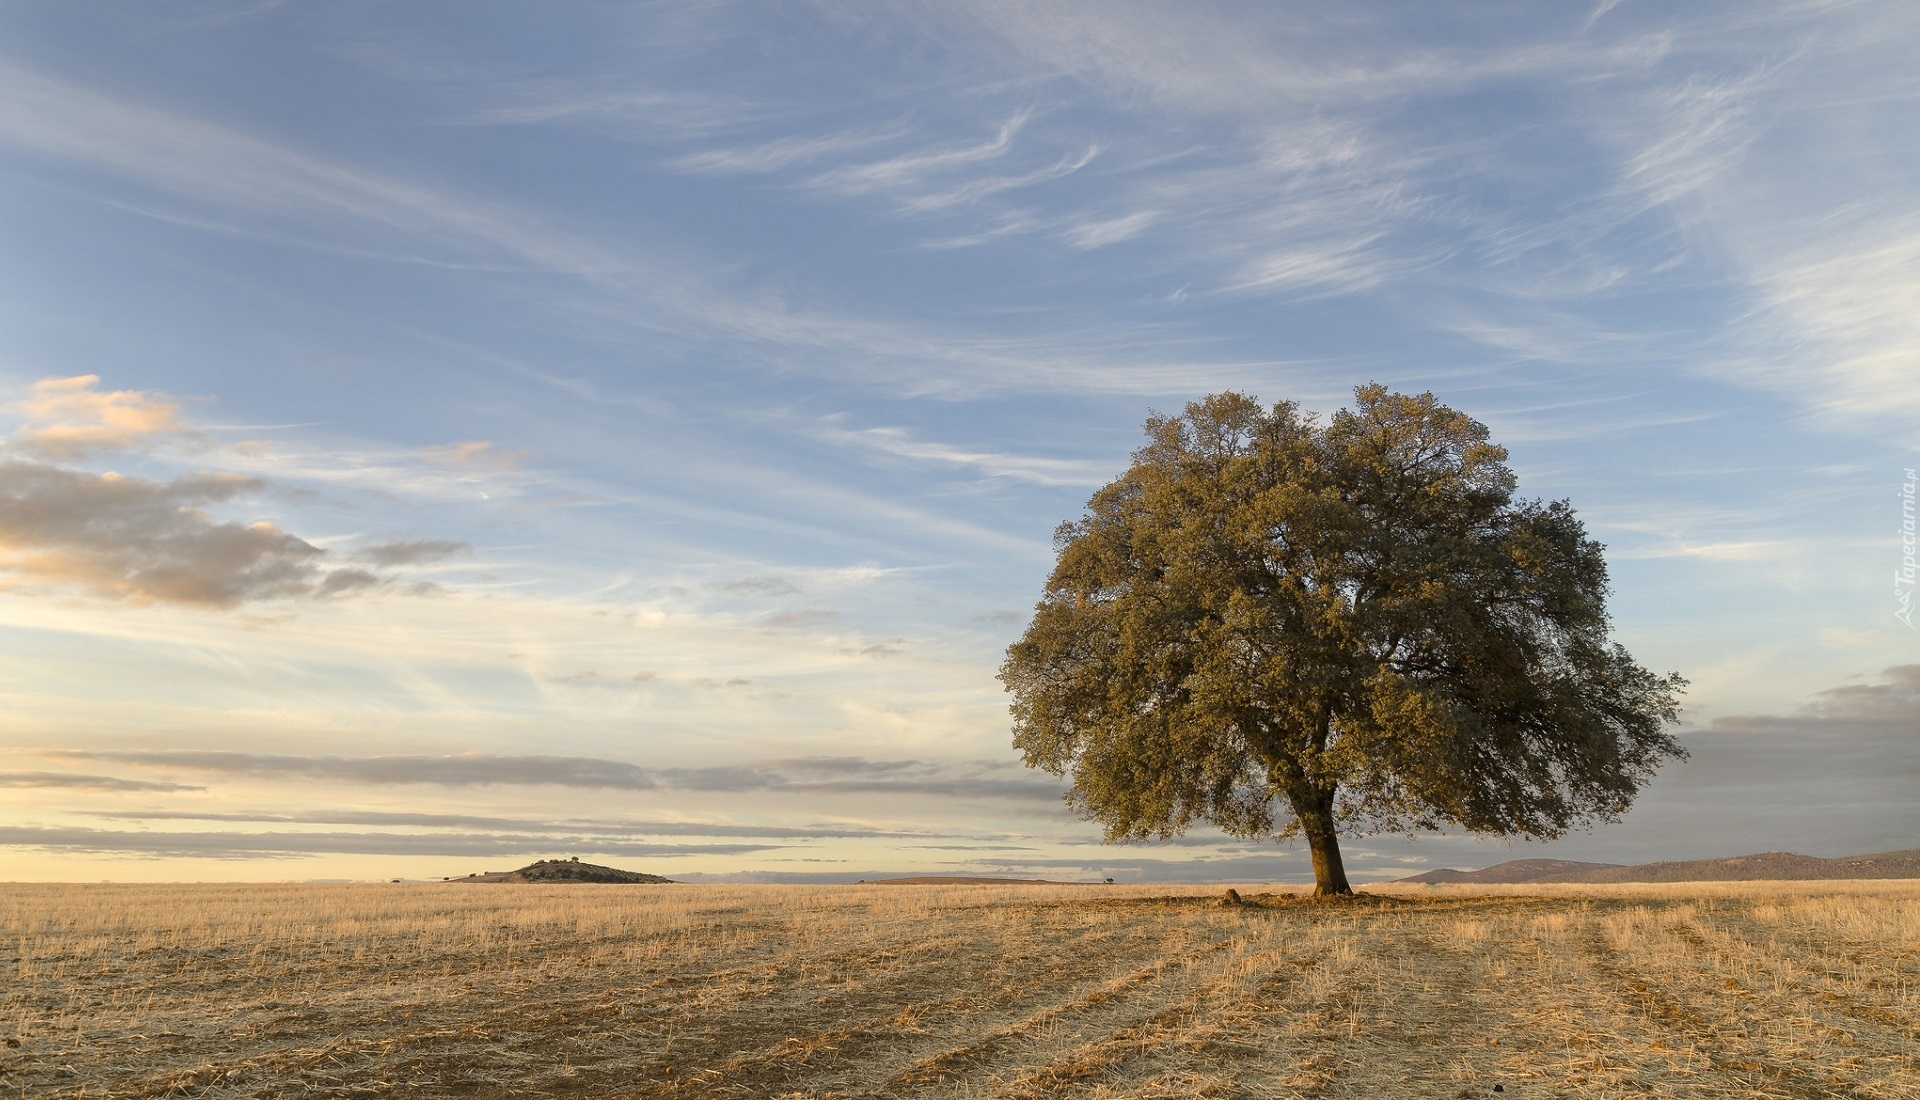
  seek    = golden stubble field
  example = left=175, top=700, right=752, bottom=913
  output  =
left=3, top=880, right=1916, bottom=1099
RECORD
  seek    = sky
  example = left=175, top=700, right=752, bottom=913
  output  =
left=0, top=1, right=1916, bottom=884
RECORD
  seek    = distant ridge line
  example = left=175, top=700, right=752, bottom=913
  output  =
left=1394, top=849, right=1920, bottom=885
left=1394, top=858, right=1621, bottom=884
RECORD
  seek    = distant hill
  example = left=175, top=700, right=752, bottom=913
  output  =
left=1551, top=849, right=1920, bottom=883
left=1395, top=859, right=1621, bottom=884
left=1395, top=849, right=1920, bottom=885
left=452, top=859, right=674, bottom=884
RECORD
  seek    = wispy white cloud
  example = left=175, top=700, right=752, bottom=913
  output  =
left=804, top=109, right=1032, bottom=196
left=615, top=285, right=1313, bottom=397
left=1225, top=235, right=1395, bottom=296
left=477, top=89, right=760, bottom=135
left=0, top=60, right=625, bottom=276
left=812, top=422, right=1110, bottom=486
left=1584, top=0, right=1628, bottom=33
left=0, top=59, right=1285, bottom=399
left=1064, top=210, right=1158, bottom=249
left=676, top=105, right=1103, bottom=220
left=1734, top=211, right=1920, bottom=420
left=22, top=7, right=1912, bottom=421
left=1610, top=539, right=1798, bottom=563
left=883, top=7, right=1575, bottom=300
left=1614, top=68, right=1776, bottom=210
left=672, top=127, right=907, bottom=175
left=898, top=143, right=1099, bottom=213
left=209, top=435, right=539, bottom=506
left=1573, top=4, right=1920, bottom=421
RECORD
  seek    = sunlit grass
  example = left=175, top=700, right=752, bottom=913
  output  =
left=3, top=880, right=1915, bottom=1097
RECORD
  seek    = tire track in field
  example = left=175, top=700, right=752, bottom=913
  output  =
left=887, top=922, right=1248, bottom=1090
left=599, top=928, right=1135, bottom=1095
left=604, top=919, right=1033, bottom=1060
left=618, top=905, right=1240, bottom=1098
left=1289, top=902, right=1539, bottom=1098
left=1674, top=912, right=1920, bottom=1044
left=1574, top=918, right=1860, bottom=1099
left=937, top=899, right=1508, bottom=1098
left=1657, top=914, right=1920, bottom=1091
left=136, top=901, right=1152, bottom=1100
left=101, top=912, right=992, bottom=1099
left=112, top=986, right=647, bottom=1100
left=990, top=924, right=1310, bottom=1097
left=1447, top=904, right=1719, bottom=1097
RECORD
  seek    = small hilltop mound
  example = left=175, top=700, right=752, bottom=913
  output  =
left=453, top=858, right=675, bottom=884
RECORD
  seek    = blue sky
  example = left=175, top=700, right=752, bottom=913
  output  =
left=0, top=1, right=1915, bottom=883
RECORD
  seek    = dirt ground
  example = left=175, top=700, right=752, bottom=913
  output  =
left=2, top=879, right=1915, bottom=1098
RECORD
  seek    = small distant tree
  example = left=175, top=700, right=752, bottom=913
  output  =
left=1000, top=386, right=1686, bottom=895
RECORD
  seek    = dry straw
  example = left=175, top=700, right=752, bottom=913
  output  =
left=3, top=880, right=1915, bottom=1097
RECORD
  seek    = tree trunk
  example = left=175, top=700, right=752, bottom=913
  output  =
left=1294, top=790, right=1352, bottom=896
left=1306, top=826, right=1351, bottom=896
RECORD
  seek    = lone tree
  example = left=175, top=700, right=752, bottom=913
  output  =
left=1000, top=386, right=1685, bottom=895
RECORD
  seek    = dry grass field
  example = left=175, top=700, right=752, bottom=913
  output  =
left=2, top=879, right=1916, bottom=1099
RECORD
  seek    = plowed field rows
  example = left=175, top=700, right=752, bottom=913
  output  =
left=3, top=880, right=1915, bottom=1098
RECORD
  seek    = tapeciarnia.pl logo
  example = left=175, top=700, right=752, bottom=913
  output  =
left=1899, top=467, right=1917, bottom=628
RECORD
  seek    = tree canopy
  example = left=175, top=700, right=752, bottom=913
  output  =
left=1000, top=386, right=1686, bottom=894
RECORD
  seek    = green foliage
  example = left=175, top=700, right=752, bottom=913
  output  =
left=1000, top=386, right=1686, bottom=893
